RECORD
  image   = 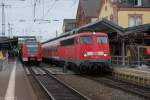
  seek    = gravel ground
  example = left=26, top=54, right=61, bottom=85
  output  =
left=28, top=76, right=49, bottom=100
left=55, top=74, right=147, bottom=100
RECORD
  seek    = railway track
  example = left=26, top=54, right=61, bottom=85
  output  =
left=87, top=75, right=150, bottom=99
left=27, top=66, right=89, bottom=100
left=25, top=63, right=150, bottom=99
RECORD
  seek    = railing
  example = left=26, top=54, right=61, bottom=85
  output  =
left=111, top=56, right=150, bottom=66
left=111, top=56, right=129, bottom=65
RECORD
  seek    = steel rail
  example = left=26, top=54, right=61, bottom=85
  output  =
left=42, top=67, right=90, bottom=100
left=28, top=67, right=55, bottom=100
left=87, top=75, right=150, bottom=99
left=27, top=66, right=89, bottom=100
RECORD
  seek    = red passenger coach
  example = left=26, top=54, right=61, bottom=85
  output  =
left=42, top=32, right=111, bottom=73
left=20, top=40, right=42, bottom=64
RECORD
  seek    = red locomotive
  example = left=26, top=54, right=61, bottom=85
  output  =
left=19, top=39, right=42, bottom=64
left=42, top=32, right=111, bottom=73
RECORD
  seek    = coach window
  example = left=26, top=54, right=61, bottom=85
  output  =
left=97, top=37, right=108, bottom=43
left=60, top=38, right=75, bottom=46
left=80, top=36, right=92, bottom=44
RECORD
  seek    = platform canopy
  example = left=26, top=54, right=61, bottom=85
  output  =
left=76, top=19, right=125, bottom=35
left=124, top=23, right=150, bottom=36
left=75, top=19, right=150, bottom=36
left=0, top=37, right=18, bottom=49
left=43, top=19, right=150, bottom=44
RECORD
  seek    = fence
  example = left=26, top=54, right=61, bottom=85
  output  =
left=111, top=56, right=150, bottom=66
left=111, top=56, right=129, bottom=66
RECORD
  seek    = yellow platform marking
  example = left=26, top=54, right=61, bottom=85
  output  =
left=0, top=51, right=4, bottom=60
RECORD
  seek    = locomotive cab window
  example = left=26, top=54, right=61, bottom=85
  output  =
left=60, top=38, right=75, bottom=46
left=80, top=36, right=92, bottom=44
left=27, top=44, right=38, bottom=53
left=97, top=37, right=108, bottom=43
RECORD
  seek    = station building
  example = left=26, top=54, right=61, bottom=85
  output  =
left=62, top=19, right=76, bottom=32
left=74, top=0, right=150, bottom=66
left=76, top=0, right=101, bottom=27
left=98, top=0, right=150, bottom=28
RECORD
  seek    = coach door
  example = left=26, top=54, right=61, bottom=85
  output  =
left=74, top=37, right=79, bottom=59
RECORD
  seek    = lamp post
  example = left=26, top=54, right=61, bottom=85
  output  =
left=8, top=23, right=14, bottom=38
left=56, top=30, right=58, bottom=37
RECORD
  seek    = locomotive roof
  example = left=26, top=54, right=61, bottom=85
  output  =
left=42, top=32, right=107, bottom=44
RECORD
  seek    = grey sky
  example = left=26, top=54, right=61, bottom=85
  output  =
left=0, top=0, right=78, bottom=42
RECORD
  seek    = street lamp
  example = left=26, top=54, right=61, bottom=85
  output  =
left=7, top=23, right=14, bottom=38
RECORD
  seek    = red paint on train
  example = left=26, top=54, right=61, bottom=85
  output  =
left=42, top=32, right=111, bottom=73
left=20, top=42, right=42, bottom=63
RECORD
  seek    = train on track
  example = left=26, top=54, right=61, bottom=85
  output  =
left=42, top=32, right=111, bottom=73
left=19, top=39, right=42, bottom=64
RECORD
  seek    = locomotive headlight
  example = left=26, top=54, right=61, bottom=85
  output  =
left=104, top=54, right=107, bottom=57
left=84, top=54, right=87, bottom=57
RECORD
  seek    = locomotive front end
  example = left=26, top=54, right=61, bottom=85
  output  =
left=78, top=33, right=111, bottom=73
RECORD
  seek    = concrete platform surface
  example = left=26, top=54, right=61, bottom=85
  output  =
left=0, top=58, right=37, bottom=100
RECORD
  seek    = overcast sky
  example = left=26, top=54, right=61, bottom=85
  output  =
left=0, top=0, right=78, bottom=42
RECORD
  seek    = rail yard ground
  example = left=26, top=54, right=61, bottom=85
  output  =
left=0, top=59, right=150, bottom=100
left=55, top=74, right=145, bottom=100
left=26, top=63, right=150, bottom=100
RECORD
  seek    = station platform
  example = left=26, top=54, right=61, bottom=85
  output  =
left=0, top=58, right=37, bottom=100
left=112, top=66, right=150, bottom=86
left=113, top=67, right=150, bottom=78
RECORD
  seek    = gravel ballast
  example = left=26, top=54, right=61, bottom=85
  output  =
left=56, top=74, right=146, bottom=100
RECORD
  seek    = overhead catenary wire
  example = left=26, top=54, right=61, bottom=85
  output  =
left=0, top=0, right=77, bottom=38
left=6, top=0, right=53, bottom=9
left=0, top=2, right=11, bottom=36
left=39, top=0, right=57, bottom=20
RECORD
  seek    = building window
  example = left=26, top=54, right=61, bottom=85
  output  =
left=134, top=0, right=142, bottom=6
left=118, top=0, right=126, bottom=3
left=128, top=15, right=142, bottom=27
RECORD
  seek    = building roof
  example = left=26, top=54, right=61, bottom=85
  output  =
left=77, top=19, right=125, bottom=35
left=117, top=0, right=150, bottom=8
left=80, top=0, right=101, bottom=17
left=77, top=19, right=150, bottom=36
